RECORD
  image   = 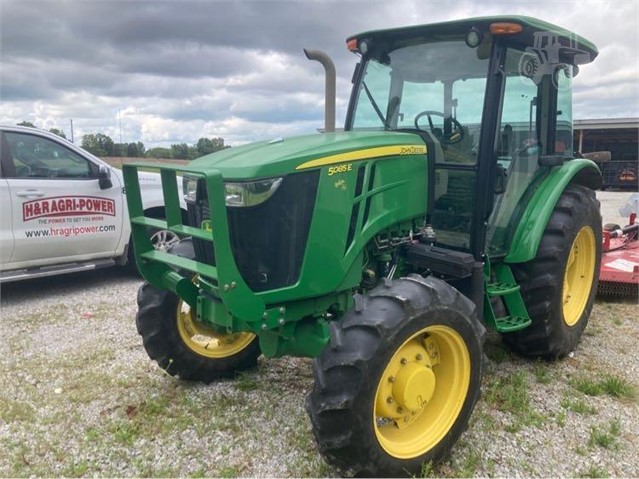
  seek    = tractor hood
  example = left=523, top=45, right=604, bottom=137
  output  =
left=188, top=131, right=425, bottom=180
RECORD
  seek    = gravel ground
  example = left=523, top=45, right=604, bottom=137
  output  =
left=0, top=191, right=637, bottom=478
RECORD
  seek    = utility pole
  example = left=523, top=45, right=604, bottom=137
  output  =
left=70, top=119, right=74, bottom=143
left=119, top=109, right=122, bottom=144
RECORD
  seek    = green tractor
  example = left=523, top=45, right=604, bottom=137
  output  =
left=124, top=16, right=602, bottom=476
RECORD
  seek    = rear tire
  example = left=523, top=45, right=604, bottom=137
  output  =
left=505, top=185, right=602, bottom=359
left=307, top=275, right=485, bottom=477
left=136, top=239, right=260, bottom=382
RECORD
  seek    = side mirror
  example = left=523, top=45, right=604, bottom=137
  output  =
left=538, top=155, right=566, bottom=167
left=98, top=165, right=113, bottom=190
left=494, top=164, right=507, bottom=194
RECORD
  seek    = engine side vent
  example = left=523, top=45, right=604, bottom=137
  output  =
left=344, top=165, right=367, bottom=254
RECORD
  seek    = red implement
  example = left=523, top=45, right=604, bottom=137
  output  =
left=598, top=213, right=639, bottom=297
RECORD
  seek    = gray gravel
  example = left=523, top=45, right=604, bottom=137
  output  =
left=1, top=191, right=638, bottom=477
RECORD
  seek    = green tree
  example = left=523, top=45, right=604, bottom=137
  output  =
left=170, top=143, right=189, bottom=160
left=17, top=121, right=36, bottom=128
left=196, top=137, right=215, bottom=156
left=195, top=137, right=231, bottom=158
left=112, top=143, right=127, bottom=157
left=127, top=142, right=141, bottom=157
left=48, top=128, right=66, bottom=139
left=145, top=147, right=172, bottom=159
left=82, top=133, right=115, bottom=157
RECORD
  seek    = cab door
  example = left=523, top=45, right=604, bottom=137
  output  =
left=1, top=130, right=124, bottom=268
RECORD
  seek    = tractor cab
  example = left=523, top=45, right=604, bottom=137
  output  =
left=344, top=16, right=598, bottom=259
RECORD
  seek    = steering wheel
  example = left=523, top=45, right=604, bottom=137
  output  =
left=414, top=110, right=465, bottom=145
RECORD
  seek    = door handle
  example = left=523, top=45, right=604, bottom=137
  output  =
left=16, top=190, right=45, bottom=198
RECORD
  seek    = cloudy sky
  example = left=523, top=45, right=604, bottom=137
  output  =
left=1, top=0, right=637, bottom=148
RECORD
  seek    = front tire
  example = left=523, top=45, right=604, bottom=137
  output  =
left=307, top=275, right=485, bottom=477
left=136, top=240, right=260, bottom=382
left=505, top=185, right=602, bottom=359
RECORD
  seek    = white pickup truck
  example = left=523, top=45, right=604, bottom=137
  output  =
left=0, top=125, right=185, bottom=283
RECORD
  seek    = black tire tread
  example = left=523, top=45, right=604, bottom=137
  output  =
left=135, top=239, right=260, bottom=382
left=307, top=275, right=485, bottom=477
left=505, top=185, right=602, bottom=359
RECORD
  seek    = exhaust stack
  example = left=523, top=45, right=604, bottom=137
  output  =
left=304, top=49, right=336, bottom=133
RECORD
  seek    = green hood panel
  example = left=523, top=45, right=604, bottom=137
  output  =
left=188, top=131, right=425, bottom=179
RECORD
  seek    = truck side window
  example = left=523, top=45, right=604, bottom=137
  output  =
left=4, top=132, right=94, bottom=179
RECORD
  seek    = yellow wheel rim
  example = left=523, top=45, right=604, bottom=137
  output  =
left=176, top=298, right=255, bottom=358
left=373, top=325, right=471, bottom=459
left=562, top=226, right=596, bottom=327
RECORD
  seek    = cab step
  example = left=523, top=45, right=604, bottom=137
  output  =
left=486, top=282, right=520, bottom=297
left=494, top=315, right=532, bottom=333
left=483, top=263, right=532, bottom=333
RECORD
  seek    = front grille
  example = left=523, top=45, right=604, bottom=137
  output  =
left=189, top=171, right=319, bottom=292
left=187, top=195, right=215, bottom=267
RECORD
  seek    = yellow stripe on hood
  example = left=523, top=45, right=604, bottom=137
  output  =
left=295, top=144, right=427, bottom=170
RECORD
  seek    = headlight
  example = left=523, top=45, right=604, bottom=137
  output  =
left=224, top=177, right=283, bottom=207
left=183, top=175, right=199, bottom=202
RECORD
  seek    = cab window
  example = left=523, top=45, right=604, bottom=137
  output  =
left=3, top=132, right=95, bottom=179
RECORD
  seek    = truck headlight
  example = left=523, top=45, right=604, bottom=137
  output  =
left=183, top=175, right=199, bottom=202
left=224, top=177, right=283, bottom=207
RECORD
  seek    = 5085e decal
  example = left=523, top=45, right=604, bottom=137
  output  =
left=22, top=196, right=116, bottom=222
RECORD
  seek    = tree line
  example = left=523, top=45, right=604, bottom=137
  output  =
left=16, top=121, right=230, bottom=159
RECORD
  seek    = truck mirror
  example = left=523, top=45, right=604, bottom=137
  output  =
left=98, top=165, right=113, bottom=190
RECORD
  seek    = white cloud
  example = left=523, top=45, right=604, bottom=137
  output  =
left=1, top=0, right=637, bottom=148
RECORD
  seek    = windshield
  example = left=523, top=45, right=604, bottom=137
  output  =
left=350, top=39, right=491, bottom=160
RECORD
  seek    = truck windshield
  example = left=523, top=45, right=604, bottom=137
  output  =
left=351, top=39, right=491, bottom=148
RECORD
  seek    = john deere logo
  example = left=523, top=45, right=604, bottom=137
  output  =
left=201, top=220, right=212, bottom=232
left=518, top=32, right=591, bottom=91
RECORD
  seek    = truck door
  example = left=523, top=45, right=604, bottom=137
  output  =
left=1, top=130, right=124, bottom=267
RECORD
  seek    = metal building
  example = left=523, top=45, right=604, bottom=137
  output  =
left=574, top=118, right=639, bottom=190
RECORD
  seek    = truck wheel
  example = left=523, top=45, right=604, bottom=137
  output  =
left=127, top=208, right=183, bottom=272
left=136, top=240, right=260, bottom=382
left=307, top=275, right=484, bottom=477
left=505, top=184, right=602, bottom=359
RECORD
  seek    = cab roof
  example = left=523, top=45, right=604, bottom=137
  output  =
left=347, top=15, right=598, bottom=65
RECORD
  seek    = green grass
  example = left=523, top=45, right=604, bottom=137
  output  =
left=533, top=361, right=553, bottom=384
left=588, top=419, right=622, bottom=450
left=484, top=371, right=543, bottom=432
left=484, top=341, right=512, bottom=364
left=571, top=377, right=603, bottom=396
left=611, top=316, right=623, bottom=326
left=555, top=410, right=566, bottom=427
left=579, top=464, right=609, bottom=478
left=422, top=441, right=485, bottom=478
left=234, top=371, right=259, bottom=392
left=217, top=465, right=242, bottom=478
left=599, top=375, right=638, bottom=399
left=0, top=398, right=36, bottom=422
left=560, top=397, right=598, bottom=415
left=571, top=374, right=637, bottom=400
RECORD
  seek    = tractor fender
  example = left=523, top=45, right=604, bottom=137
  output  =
left=504, top=159, right=601, bottom=264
